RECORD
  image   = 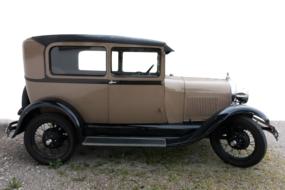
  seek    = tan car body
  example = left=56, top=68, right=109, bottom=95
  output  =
left=6, top=35, right=279, bottom=168
left=23, top=37, right=232, bottom=125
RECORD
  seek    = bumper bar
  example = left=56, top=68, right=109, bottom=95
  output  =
left=253, top=116, right=279, bottom=141
left=262, top=124, right=279, bottom=141
left=5, top=121, right=18, bottom=137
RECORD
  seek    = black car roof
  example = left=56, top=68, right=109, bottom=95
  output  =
left=32, top=34, right=174, bottom=54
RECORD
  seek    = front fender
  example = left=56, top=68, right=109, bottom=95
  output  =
left=167, top=105, right=270, bottom=146
left=201, top=104, right=269, bottom=137
left=217, top=105, right=269, bottom=123
left=12, top=99, right=84, bottom=141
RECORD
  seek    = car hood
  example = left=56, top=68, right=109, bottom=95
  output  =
left=182, top=76, right=232, bottom=95
left=165, top=76, right=232, bottom=121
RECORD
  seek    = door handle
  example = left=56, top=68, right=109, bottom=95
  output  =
left=109, top=80, right=117, bottom=85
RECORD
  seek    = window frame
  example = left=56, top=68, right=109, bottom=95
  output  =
left=111, top=47, right=162, bottom=78
left=49, top=45, right=108, bottom=77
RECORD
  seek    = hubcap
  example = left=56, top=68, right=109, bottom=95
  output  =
left=230, top=140, right=237, bottom=147
left=229, top=131, right=250, bottom=150
left=45, top=139, right=53, bottom=146
left=42, top=128, right=64, bottom=148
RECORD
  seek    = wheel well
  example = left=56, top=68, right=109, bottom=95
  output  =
left=20, top=107, right=80, bottom=142
left=208, top=113, right=254, bottom=137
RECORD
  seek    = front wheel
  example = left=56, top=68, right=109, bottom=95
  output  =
left=210, top=116, right=267, bottom=167
left=24, top=113, right=76, bottom=164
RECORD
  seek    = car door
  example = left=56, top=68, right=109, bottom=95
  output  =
left=108, top=47, right=167, bottom=124
left=43, top=44, right=109, bottom=124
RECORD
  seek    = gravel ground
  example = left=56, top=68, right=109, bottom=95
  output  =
left=0, top=120, right=284, bottom=190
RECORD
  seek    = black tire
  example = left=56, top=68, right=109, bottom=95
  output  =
left=24, top=113, right=76, bottom=164
left=210, top=116, right=267, bottom=167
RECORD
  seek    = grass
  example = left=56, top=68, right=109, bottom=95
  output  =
left=53, top=140, right=285, bottom=190
left=71, top=176, right=86, bottom=182
left=56, top=170, right=68, bottom=177
left=48, top=159, right=63, bottom=169
left=69, top=162, right=90, bottom=171
left=4, top=177, right=22, bottom=190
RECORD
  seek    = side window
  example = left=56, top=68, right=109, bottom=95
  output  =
left=50, top=46, right=106, bottom=76
left=78, top=50, right=106, bottom=72
left=111, top=48, right=160, bottom=77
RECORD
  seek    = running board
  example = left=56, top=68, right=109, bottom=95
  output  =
left=87, top=124, right=201, bottom=130
left=82, top=136, right=167, bottom=147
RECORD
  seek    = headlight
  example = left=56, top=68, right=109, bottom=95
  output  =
left=227, top=74, right=249, bottom=104
left=232, top=92, right=249, bottom=104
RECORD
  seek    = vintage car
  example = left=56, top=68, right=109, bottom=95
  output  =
left=6, top=35, right=278, bottom=167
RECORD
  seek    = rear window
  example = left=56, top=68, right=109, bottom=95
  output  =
left=50, top=46, right=106, bottom=76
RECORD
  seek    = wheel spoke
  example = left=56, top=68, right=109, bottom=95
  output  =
left=32, top=121, right=71, bottom=159
left=237, top=150, right=242, bottom=157
left=218, top=127, right=256, bottom=158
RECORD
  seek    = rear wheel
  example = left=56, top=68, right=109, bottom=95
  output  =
left=24, top=113, right=76, bottom=164
left=210, top=116, right=267, bottom=167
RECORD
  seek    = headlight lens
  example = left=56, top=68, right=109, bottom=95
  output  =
left=232, top=92, right=249, bottom=104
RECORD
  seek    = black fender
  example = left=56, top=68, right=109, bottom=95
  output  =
left=22, top=87, right=30, bottom=109
left=200, top=104, right=269, bottom=137
left=12, top=99, right=84, bottom=142
left=167, top=105, right=269, bottom=146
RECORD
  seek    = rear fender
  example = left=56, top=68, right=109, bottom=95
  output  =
left=12, top=99, right=84, bottom=142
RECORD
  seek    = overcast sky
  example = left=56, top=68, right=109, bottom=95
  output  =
left=0, top=0, right=284, bottom=120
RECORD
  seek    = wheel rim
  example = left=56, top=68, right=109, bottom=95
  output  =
left=32, top=122, right=71, bottom=159
left=219, top=127, right=256, bottom=158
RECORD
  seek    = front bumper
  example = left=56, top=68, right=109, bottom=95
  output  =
left=253, top=116, right=279, bottom=141
left=261, top=123, right=279, bottom=141
left=5, top=121, right=18, bottom=137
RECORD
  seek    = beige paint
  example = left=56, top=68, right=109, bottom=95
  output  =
left=23, top=37, right=233, bottom=124
left=108, top=47, right=166, bottom=123
left=23, top=39, right=45, bottom=79
left=109, top=85, right=167, bottom=123
left=164, top=76, right=185, bottom=123
left=27, top=81, right=109, bottom=123
left=25, top=38, right=168, bottom=124
left=164, top=76, right=231, bottom=122
left=183, top=77, right=232, bottom=121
